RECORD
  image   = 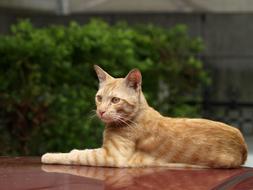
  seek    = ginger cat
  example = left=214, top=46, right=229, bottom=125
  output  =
left=42, top=65, right=248, bottom=168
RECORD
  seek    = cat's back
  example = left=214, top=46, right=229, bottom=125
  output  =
left=139, top=113, right=247, bottom=167
left=163, top=117, right=243, bottom=139
left=159, top=117, right=245, bottom=146
left=139, top=107, right=245, bottom=144
left=138, top=107, right=243, bottom=139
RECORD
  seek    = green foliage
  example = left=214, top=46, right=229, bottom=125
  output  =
left=0, top=19, right=209, bottom=156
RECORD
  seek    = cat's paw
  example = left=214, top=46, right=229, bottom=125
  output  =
left=41, top=152, right=71, bottom=165
left=70, top=149, right=80, bottom=154
left=41, top=153, right=53, bottom=164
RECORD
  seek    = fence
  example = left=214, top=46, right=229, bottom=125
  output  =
left=202, top=101, right=253, bottom=135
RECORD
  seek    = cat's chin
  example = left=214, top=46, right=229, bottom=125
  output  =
left=101, top=119, right=125, bottom=126
left=100, top=118, right=115, bottom=124
left=99, top=115, right=126, bottom=126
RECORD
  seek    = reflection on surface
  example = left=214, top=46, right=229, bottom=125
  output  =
left=1, top=157, right=252, bottom=190
left=42, top=165, right=244, bottom=190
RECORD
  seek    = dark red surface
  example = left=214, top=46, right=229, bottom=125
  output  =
left=0, top=157, right=253, bottom=190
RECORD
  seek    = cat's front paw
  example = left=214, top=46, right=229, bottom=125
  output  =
left=70, top=149, right=80, bottom=154
left=41, top=153, right=53, bottom=164
left=41, top=152, right=71, bottom=165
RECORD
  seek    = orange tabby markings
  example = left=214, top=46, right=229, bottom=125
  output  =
left=93, top=150, right=98, bottom=165
left=170, top=140, right=189, bottom=163
left=41, top=65, right=248, bottom=169
left=86, top=151, right=91, bottom=165
left=76, top=154, right=80, bottom=165
left=110, top=138, right=120, bottom=152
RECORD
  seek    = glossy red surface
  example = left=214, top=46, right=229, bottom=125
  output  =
left=0, top=157, right=253, bottom=190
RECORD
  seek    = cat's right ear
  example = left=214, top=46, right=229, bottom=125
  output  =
left=124, top=69, right=142, bottom=91
left=94, top=65, right=113, bottom=84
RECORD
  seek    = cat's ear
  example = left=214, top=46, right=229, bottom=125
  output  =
left=94, top=65, right=113, bottom=84
left=125, top=69, right=142, bottom=90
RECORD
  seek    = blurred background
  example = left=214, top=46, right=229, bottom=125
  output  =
left=0, top=0, right=252, bottom=166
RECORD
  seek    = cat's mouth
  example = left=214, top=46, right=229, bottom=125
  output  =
left=101, top=116, right=126, bottom=125
left=98, top=114, right=131, bottom=127
left=96, top=111, right=123, bottom=124
left=98, top=114, right=115, bottom=124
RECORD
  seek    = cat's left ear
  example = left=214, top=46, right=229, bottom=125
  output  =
left=125, top=69, right=142, bottom=90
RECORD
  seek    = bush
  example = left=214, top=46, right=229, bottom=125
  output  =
left=0, top=19, right=209, bottom=156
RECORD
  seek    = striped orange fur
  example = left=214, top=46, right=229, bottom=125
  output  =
left=42, top=65, right=248, bottom=168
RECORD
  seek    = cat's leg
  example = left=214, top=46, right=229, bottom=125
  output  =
left=42, top=148, right=127, bottom=167
left=127, top=152, right=208, bottom=168
left=127, top=152, right=156, bottom=167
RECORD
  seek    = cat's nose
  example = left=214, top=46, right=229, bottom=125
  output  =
left=99, top=110, right=105, bottom=117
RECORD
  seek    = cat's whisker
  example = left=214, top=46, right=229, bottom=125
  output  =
left=87, top=109, right=99, bottom=121
left=115, top=115, right=138, bottom=128
left=87, top=109, right=97, bottom=116
left=125, top=119, right=138, bottom=127
left=109, top=114, right=127, bottom=126
left=112, top=115, right=137, bottom=128
left=89, top=114, right=97, bottom=119
left=116, top=118, right=131, bottom=127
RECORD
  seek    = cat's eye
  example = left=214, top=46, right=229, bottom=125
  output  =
left=96, top=95, right=102, bottom=102
left=111, top=97, right=120, bottom=104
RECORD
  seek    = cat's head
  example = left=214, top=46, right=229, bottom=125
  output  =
left=94, top=65, right=142, bottom=124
